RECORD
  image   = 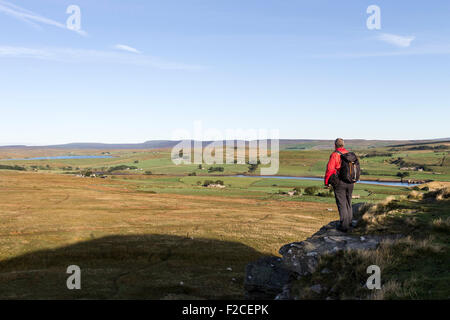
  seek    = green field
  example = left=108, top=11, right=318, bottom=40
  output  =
left=1, top=141, right=449, bottom=182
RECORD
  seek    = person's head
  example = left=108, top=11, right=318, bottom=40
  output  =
left=335, top=138, right=344, bottom=149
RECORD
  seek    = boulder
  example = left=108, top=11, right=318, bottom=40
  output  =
left=244, top=256, right=294, bottom=300
left=244, top=203, right=402, bottom=299
left=279, top=225, right=383, bottom=275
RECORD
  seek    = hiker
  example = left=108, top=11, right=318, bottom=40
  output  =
left=325, top=138, right=360, bottom=232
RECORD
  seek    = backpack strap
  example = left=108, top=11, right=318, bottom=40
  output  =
left=335, top=150, right=343, bottom=156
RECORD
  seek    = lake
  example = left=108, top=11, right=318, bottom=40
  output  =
left=1, top=155, right=113, bottom=161
left=233, top=175, right=415, bottom=187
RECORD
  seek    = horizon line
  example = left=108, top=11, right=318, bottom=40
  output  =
left=1, top=137, right=449, bottom=148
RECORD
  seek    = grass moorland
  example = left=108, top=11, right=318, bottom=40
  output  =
left=0, top=142, right=448, bottom=299
left=0, top=170, right=337, bottom=299
left=290, top=186, right=450, bottom=300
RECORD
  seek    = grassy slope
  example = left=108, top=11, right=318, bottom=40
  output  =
left=290, top=188, right=450, bottom=300
left=0, top=170, right=335, bottom=299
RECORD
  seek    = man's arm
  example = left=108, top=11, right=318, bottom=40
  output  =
left=324, top=152, right=338, bottom=186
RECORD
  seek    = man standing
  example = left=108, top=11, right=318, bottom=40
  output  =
left=324, top=138, right=355, bottom=232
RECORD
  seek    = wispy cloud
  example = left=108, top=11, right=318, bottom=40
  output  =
left=377, top=33, right=415, bottom=48
left=0, top=0, right=87, bottom=36
left=0, top=45, right=204, bottom=70
left=310, top=44, right=450, bottom=59
left=114, top=44, right=141, bottom=54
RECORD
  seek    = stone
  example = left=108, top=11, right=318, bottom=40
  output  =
left=244, top=256, right=294, bottom=300
left=274, top=284, right=292, bottom=300
left=310, top=284, right=322, bottom=294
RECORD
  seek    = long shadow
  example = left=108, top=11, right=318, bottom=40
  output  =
left=0, top=234, right=269, bottom=299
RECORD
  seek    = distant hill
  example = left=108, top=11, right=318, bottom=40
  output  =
left=0, top=140, right=180, bottom=150
left=0, top=138, right=448, bottom=150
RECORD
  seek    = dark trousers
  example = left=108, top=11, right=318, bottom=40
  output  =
left=333, top=180, right=354, bottom=229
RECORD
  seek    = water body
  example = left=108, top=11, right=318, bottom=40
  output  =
left=1, top=155, right=113, bottom=161
left=233, top=175, right=414, bottom=187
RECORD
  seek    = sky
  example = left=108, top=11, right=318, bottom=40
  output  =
left=0, top=0, right=449, bottom=145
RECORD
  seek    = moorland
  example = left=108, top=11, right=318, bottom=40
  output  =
left=0, top=139, right=448, bottom=299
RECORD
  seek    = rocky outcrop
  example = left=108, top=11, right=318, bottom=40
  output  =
left=244, top=256, right=294, bottom=300
left=279, top=221, right=383, bottom=277
left=244, top=203, right=398, bottom=300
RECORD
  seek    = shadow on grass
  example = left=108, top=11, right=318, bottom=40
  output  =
left=0, top=234, right=269, bottom=299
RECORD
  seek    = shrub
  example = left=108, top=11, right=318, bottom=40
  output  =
left=248, top=163, right=258, bottom=173
left=318, top=190, right=334, bottom=197
left=361, top=152, right=393, bottom=158
left=208, top=166, right=224, bottom=173
left=304, top=186, right=319, bottom=196
left=145, top=171, right=152, bottom=175
left=140, top=190, right=156, bottom=194
left=188, top=172, right=196, bottom=176
left=83, top=170, right=93, bottom=177
left=0, top=165, right=26, bottom=171
left=202, top=180, right=215, bottom=187
left=108, top=165, right=138, bottom=172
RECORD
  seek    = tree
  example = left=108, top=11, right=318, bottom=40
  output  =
left=83, top=170, right=93, bottom=177
left=397, top=171, right=410, bottom=182
left=248, top=163, right=258, bottom=173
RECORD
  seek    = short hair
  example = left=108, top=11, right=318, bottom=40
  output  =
left=335, top=138, right=344, bottom=148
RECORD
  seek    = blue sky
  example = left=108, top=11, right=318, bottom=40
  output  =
left=1, top=0, right=449, bottom=145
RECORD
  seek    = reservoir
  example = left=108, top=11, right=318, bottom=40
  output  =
left=233, top=175, right=415, bottom=187
left=1, top=155, right=113, bottom=161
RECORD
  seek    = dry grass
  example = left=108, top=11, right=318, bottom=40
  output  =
left=432, top=217, right=450, bottom=232
left=0, top=170, right=335, bottom=299
left=290, top=191, right=450, bottom=300
left=292, top=234, right=447, bottom=300
left=408, top=190, right=424, bottom=200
